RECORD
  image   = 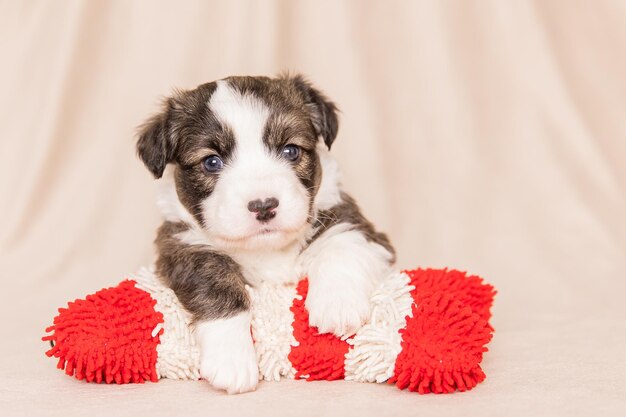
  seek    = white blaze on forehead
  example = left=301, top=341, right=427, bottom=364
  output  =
left=208, top=80, right=270, bottom=161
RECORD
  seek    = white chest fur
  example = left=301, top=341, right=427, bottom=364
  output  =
left=230, top=241, right=305, bottom=286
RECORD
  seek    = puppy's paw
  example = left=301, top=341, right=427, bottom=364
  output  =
left=301, top=228, right=394, bottom=338
left=305, top=281, right=371, bottom=337
left=196, top=313, right=259, bottom=394
left=199, top=347, right=258, bottom=394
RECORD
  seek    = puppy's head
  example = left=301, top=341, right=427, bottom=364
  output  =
left=137, top=75, right=338, bottom=250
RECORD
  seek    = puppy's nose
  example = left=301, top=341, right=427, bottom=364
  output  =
left=247, top=197, right=279, bottom=222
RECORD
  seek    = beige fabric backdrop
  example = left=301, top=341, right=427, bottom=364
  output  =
left=1, top=1, right=625, bottom=416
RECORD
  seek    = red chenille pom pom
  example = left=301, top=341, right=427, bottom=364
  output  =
left=42, top=280, right=163, bottom=384
left=389, top=269, right=495, bottom=393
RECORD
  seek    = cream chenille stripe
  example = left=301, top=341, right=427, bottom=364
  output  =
left=132, top=267, right=201, bottom=380
left=343, top=271, right=415, bottom=383
left=247, top=283, right=299, bottom=381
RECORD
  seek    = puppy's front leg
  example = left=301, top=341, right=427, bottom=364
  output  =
left=195, top=312, right=257, bottom=394
left=156, top=222, right=258, bottom=394
left=302, top=224, right=394, bottom=337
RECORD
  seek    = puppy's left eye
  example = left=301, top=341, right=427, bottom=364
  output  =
left=203, top=155, right=224, bottom=173
left=281, top=144, right=301, bottom=162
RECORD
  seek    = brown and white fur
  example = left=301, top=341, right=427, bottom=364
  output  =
left=136, top=75, right=395, bottom=394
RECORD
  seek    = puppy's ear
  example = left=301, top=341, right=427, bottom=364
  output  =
left=136, top=97, right=180, bottom=179
left=291, top=75, right=339, bottom=149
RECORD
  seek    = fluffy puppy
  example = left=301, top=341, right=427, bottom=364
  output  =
left=136, top=75, right=395, bottom=393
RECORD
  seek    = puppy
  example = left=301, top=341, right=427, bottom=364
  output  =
left=136, top=75, right=395, bottom=394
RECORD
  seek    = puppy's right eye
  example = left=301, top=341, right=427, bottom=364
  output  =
left=203, top=155, right=224, bottom=173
